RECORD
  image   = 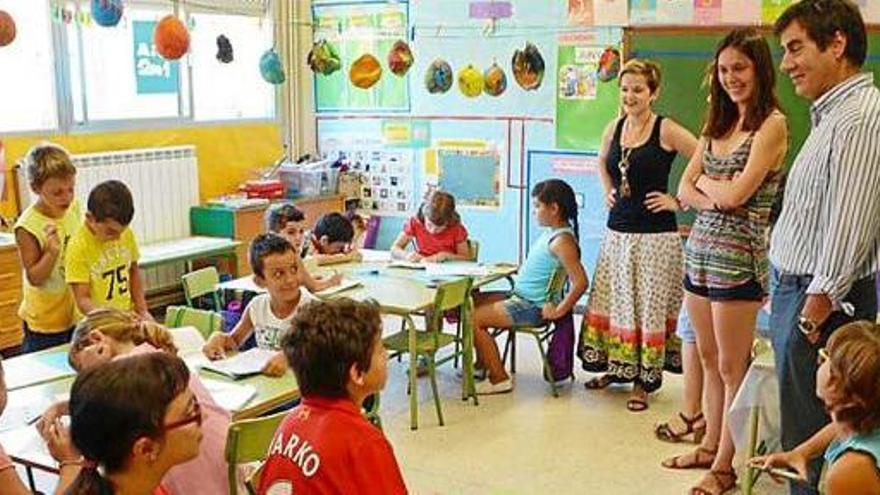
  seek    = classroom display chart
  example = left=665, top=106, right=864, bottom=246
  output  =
left=322, top=147, right=414, bottom=215
left=312, top=1, right=409, bottom=111
left=435, top=147, right=502, bottom=209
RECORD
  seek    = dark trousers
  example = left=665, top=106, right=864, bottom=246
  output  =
left=769, top=266, right=877, bottom=494
left=22, top=322, right=75, bottom=354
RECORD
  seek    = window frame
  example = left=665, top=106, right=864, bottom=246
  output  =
left=2, top=0, right=279, bottom=137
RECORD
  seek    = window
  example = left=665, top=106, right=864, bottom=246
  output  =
left=0, top=0, right=58, bottom=132
left=190, top=12, right=275, bottom=121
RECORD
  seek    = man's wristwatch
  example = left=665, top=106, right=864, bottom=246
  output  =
left=798, top=316, right=819, bottom=336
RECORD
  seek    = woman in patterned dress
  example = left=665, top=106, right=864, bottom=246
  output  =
left=662, top=28, right=788, bottom=495
left=579, top=59, right=697, bottom=411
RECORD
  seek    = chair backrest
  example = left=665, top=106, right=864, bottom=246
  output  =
left=165, top=305, right=223, bottom=339
left=225, top=410, right=288, bottom=495
left=467, top=239, right=480, bottom=261
left=545, top=267, right=568, bottom=304
left=182, top=267, right=222, bottom=310
left=428, top=277, right=473, bottom=332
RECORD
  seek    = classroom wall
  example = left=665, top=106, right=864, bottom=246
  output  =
left=1, top=123, right=282, bottom=219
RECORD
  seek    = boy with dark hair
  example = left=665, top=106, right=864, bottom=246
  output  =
left=65, top=180, right=150, bottom=319
left=265, top=203, right=307, bottom=254
left=257, top=298, right=407, bottom=495
left=301, top=212, right=362, bottom=265
left=203, top=233, right=314, bottom=376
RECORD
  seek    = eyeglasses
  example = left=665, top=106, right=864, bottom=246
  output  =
left=163, top=397, right=202, bottom=431
left=817, top=347, right=830, bottom=366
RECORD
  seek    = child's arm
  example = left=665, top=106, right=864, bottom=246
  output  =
left=390, top=232, right=420, bottom=261
left=423, top=240, right=472, bottom=263
left=70, top=283, right=98, bottom=315
left=203, top=305, right=253, bottom=359
left=15, top=226, right=60, bottom=286
left=262, top=351, right=289, bottom=377
left=0, top=446, right=30, bottom=495
left=128, top=263, right=152, bottom=321
left=749, top=422, right=838, bottom=481
left=313, top=250, right=362, bottom=266
left=543, top=234, right=588, bottom=321
left=297, top=257, right=342, bottom=292
left=825, top=450, right=880, bottom=495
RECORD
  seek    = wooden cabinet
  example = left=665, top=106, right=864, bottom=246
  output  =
left=191, top=205, right=269, bottom=276
left=293, top=195, right=345, bottom=229
left=0, top=240, right=23, bottom=351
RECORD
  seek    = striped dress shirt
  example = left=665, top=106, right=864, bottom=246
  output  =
left=769, top=72, right=880, bottom=305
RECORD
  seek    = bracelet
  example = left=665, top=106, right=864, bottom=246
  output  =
left=59, top=458, right=83, bottom=468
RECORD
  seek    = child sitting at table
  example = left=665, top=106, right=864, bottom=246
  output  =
left=14, top=143, right=82, bottom=353
left=391, top=190, right=471, bottom=263
left=265, top=203, right=342, bottom=293
left=204, top=233, right=314, bottom=376
left=257, top=299, right=407, bottom=495
left=65, top=180, right=151, bottom=320
left=751, top=321, right=880, bottom=494
left=300, top=212, right=362, bottom=265
left=39, top=308, right=230, bottom=495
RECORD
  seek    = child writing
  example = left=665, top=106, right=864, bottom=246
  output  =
left=65, top=180, right=151, bottom=320
left=257, top=299, right=407, bottom=495
left=471, top=179, right=588, bottom=394
left=203, top=233, right=313, bottom=376
left=14, top=144, right=82, bottom=352
left=300, top=212, right=363, bottom=265
left=62, top=353, right=203, bottom=495
left=750, top=321, right=880, bottom=494
left=39, top=308, right=230, bottom=495
left=391, top=190, right=471, bottom=262
left=265, top=203, right=343, bottom=293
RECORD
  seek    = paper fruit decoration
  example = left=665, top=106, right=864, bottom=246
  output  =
left=387, top=40, right=413, bottom=77
left=259, top=49, right=285, bottom=84
left=0, top=10, right=15, bottom=47
left=216, top=34, right=233, bottom=63
left=307, top=39, right=341, bottom=76
left=349, top=54, right=382, bottom=89
left=483, top=62, right=507, bottom=97
left=424, top=59, right=453, bottom=94
left=512, top=42, right=545, bottom=91
left=154, top=15, right=189, bottom=60
left=457, top=65, right=483, bottom=98
left=597, top=47, right=621, bottom=82
left=91, top=0, right=123, bottom=27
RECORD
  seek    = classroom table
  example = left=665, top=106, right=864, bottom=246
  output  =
left=139, top=236, right=240, bottom=272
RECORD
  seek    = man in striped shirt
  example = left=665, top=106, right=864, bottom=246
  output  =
left=770, top=0, right=880, bottom=493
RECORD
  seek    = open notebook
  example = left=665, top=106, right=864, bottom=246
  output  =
left=201, top=348, right=277, bottom=380
left=312, top=277, right=362, bottom=297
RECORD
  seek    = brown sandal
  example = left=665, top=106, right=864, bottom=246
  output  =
left=655, top=412, right=707, bottom=444
left=690, top=469, right=737, bottom=495
left=661, top=446, right=717, bottom=470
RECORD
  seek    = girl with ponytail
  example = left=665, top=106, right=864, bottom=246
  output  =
left=471, top=179, right=588, bottom=395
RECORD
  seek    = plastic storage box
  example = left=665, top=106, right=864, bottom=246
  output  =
left=279, top=163, right=339, bottom=198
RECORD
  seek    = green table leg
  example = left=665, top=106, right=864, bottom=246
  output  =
left=462, top=297, right=478, bottom=405
left=404, top=314, right=419, bottom=430
left=743, top=405, right=760, bottom=495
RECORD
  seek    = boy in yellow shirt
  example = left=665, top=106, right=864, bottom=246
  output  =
left=14, top=144, right=81, bottom=352
left=65, top=180, right=151, bottom=319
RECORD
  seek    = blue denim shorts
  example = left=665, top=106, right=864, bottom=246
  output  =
left=676, top=310, right=696, bottom=344
left=501, top=294, right=545, bottom=326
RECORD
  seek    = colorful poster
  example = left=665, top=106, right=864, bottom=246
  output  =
left=558, top=46, right=603, bottom=101
left=132, top=21, right=179, bottom=95
left=657, top=0, right=694, bottom=23
left=321, top=142, right=414, bottom=215
left=436, top=147, right=501, bottom=209
left=761, top=0, right=792, bottom=24
left=630, top=0, right=658, bottom=24
left=593, top=0, right=629, bottom=25
left=568, top=0, right=594, bottom=25
left=693, top=0, right=722, bottom=25
left=381, top=120, right=431, bottom=148
left=722, top=0, right=760, bottom=24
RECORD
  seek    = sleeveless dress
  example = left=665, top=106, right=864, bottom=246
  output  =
left=579, top=116, right=684, bottom=393
left=685, top=132, right=781, bottom=295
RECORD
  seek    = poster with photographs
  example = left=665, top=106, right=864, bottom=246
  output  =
left=322, top=148, right=414, bottom=216
left=558, top=46, right=602, bottom=101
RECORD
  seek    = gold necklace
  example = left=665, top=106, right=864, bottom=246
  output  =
left=618, top=114, right=653, bottom=198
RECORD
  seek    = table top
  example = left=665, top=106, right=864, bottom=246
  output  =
left=140, top=236, right=240, bottom=268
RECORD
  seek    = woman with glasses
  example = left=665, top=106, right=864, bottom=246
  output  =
left=62, top=353, right=204, bottom=495
left=751, top=321, right=880, bottom=495
left=580, top=59, right=697, bottom=411
left=665, top=28, right=788, bottom=495
left=38, top=309, right=230, bottom=495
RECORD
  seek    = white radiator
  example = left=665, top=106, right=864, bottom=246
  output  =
left=22, top=145, right=200, bottom=291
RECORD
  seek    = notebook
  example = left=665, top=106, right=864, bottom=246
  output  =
left=200, top=378, right=258, bottom=411
left=424, top=262, right=490, bottom=277
left=201, top=348, right=277, bottom=379
left=169, top=326, right=211, bottom=369
left=313, top=278, right=362, bottom=297
left=388, top=260, right=426, bottom=270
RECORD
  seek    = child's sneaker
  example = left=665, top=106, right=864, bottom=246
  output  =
left=455, top=366, right=487, bottom=381
left=475, top=378, right=514, bottom=395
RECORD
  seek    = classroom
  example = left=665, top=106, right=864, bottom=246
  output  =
left=0, top=0, right=879, bottom=494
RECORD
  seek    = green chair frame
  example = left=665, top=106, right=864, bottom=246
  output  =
left=383, top=277, right=473, bottom=429
left=165, top=305, right=224, bottom=340
left=224, top=410, right=288, bottom=495
left=499, top=267, right=569, bottom=397
left=182, top=266, right=223, bottom=311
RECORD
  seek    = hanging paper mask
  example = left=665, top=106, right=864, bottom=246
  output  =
left=457, top=64, right=483, bottom=98
left=91, top=0, right=124, bottom=27
left=154, top=15, right=189, bottom=60
left=511, top=42, right=545, bottom=91
left=424, top=59, right=453, bottom=94
left=349, top=54, right=382, bottom=89
left=387, top=40, right=414, bottom=77
left=597, top=47, right=621, bottom=82
left=307, top=39, right=341, bottom=76
left=483, top=62, right=507, bottom=97
left=216, top=34, right=233, bottom=63
left=0, top=10, right=15, bottom=47
left=259, top=48, right=286, bottom=84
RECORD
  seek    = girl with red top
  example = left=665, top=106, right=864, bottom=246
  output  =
left=391, top=190, right=471, bottom=262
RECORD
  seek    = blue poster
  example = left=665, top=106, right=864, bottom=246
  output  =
left=133, top=21, right=179, bottom=95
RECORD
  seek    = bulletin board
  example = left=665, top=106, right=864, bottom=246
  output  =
left=311, top=1, right=410, bottom=112
left=321, top=146, right=414, bottom=215
left=436, top=147, right=501, bottom=209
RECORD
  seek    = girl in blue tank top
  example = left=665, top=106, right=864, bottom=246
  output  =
left=750, top=321, right=880, bottom=494
left=471, top=179, right=589, bottom=395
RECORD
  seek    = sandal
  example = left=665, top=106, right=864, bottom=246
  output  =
left=661, top=446, right=717, bottom=470
left=655, top=412, right=706, bottom=444
left=584, top=374, right=615, bottom=390
left=626, top=388, right=649, bottom=412
left=690, top=469, right=737, bottom=495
